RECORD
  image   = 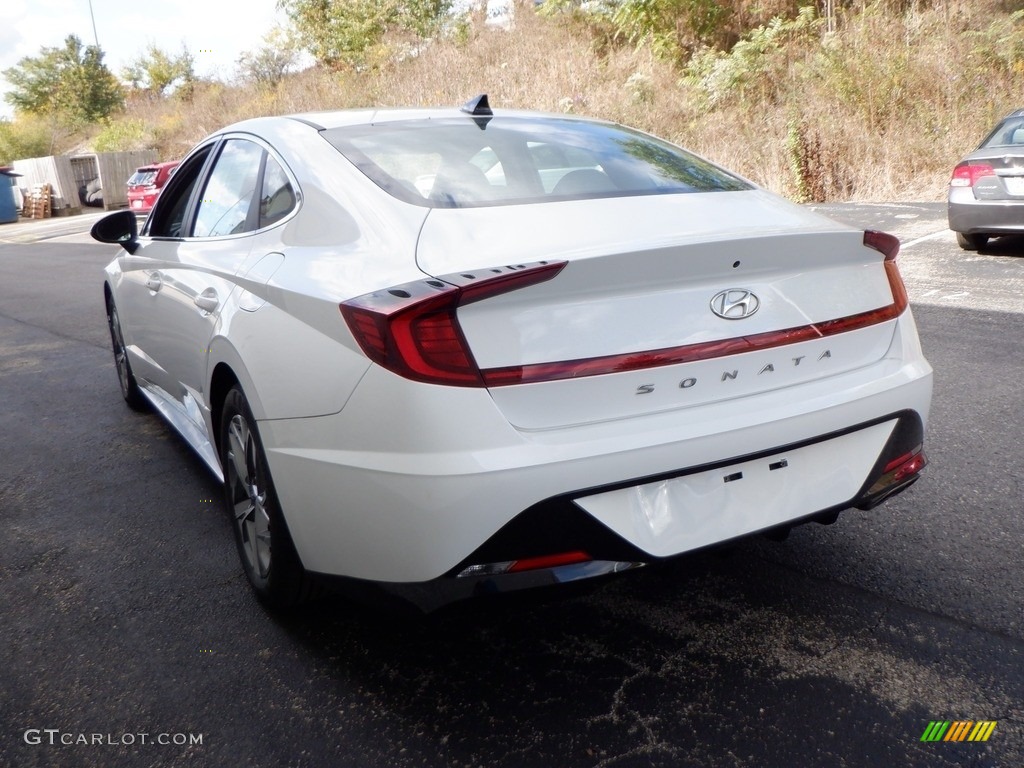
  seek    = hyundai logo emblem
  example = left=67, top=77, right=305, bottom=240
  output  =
left=710, top=289, right=760, bottom=320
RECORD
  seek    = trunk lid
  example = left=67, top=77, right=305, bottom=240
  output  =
left=964, top=147, right=1024, bottom=199
left=416, top=191, right=901, bottom=430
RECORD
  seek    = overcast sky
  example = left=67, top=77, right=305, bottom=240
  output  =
left=0, top=0, right=288, bottom=118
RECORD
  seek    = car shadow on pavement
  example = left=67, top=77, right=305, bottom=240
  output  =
left=977, top=234, right=1024, bottom=255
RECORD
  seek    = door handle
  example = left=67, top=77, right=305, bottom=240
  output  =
left=145, top=273, right=162, bottom=291
left=194, top=288, right=219, bottom=313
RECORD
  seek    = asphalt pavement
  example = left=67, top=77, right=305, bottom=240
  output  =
left=0, top=209, right=110, bottom=245
left=0, top=204, right=1021, bottom=768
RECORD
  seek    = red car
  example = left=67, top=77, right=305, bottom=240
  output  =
left=126, top=160, right=179, bottom=214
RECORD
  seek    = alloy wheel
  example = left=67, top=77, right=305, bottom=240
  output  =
left=108, top=304, right=131, bottom=398
left=226, top=413, right=272, bottom=579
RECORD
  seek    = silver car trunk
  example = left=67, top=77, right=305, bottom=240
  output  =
left=963, top=147, right=1024, bottom=200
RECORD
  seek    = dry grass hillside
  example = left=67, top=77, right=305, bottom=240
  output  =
left=87, top=1, right=1024, bottom=201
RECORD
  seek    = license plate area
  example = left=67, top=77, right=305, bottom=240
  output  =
left=573, top=419, right=896, bottom=557
left=1002, top=176, right=1024, bottom=196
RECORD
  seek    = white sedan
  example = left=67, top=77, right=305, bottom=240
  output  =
left=93, top=96, right=933, bottom=611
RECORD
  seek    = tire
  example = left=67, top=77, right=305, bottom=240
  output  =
left=105, top=296, right=147, bottom=411
left=220, top=386, right=316, bottom=608
left=956, top=232, right=989, bottom=251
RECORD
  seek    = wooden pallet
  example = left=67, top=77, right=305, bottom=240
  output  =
left=26, top=183, right=52, bottom=219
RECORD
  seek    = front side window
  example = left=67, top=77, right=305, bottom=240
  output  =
left=193, top=139, right=264, bottom=237
left=147, top=146, right=213, bottom=239
left=323, top=116, right=751, bottom=208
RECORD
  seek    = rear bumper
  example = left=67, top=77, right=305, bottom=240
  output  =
left=259, top=312, right=932, bottom=586
left=365, top=410, right=924, bottom=611
left=948, top=190, right=1024, bottom=235
left=448, top=409, right=923, bottom=565
left=126, top=193, right=157, bottom=213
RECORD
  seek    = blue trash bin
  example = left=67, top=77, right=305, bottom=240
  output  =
left=0, top=169, right=21, bottom=224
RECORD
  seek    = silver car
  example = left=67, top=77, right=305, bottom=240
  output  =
left=948, top=108, right=1024, bottom=250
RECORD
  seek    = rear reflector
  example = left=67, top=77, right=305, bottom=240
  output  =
left=456, top=550, right=593, bottom=578
left=867, top=445, right=927, bottom=496
left=507, top=550, right=592, bottom=573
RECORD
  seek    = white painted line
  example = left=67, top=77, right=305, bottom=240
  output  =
left=48, top=233, right=95, bottom=243
left=903, top=230, right=949, bottom=248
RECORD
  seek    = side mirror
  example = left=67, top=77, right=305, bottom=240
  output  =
left=91, top=210, right=139, bottom=254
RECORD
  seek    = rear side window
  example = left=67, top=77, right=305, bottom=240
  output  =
left=259, top=155, right=296, bottom=228
left=980, top=116, right=1024, bottom=149
left=323, top=116, right=750, bottom=208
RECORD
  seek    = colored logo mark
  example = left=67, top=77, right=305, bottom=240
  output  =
left=920, top=721, right=997, bottom=742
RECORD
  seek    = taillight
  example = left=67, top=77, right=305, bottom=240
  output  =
left=950, top=162, right=995, bottom=188
left=864, top=229, right=908, bottom=316
left=863, top=229, right=899, bottom=260
left=340, top=260, right=566, bottom=386
left=480, top=234, right=913, bottom=388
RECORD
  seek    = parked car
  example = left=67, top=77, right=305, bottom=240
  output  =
left=948, top=107, right=1024, bottom=250
left=126, top=160, right=179, bottom=214
left=92, top=96, right=932, bottom=611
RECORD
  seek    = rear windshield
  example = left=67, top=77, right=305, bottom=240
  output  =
left=322, top=116, right=751, bottom=208
left=128, top=169, right=158, bottom=187
left=980, top=116, right=1024, bottom=149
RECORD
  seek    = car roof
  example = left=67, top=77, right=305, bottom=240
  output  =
left=216, top=105, right=612, bottom=136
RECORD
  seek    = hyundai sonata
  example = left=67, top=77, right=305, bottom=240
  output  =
left=93, top=96, right=932, bottom=610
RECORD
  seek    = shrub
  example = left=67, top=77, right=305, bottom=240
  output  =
left=92, top=119, right=149, bottom=152
left=0, top=116, right=53, bottom=164
left=684, top=7, right=819, bottom=108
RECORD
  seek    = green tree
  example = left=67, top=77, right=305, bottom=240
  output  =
left=279, top=0, right=451, bottom=69
left=123, top=45, right=196, bottom=96
left=0, top=116, right=52, bottom=164
left=3, top=35, right=123, bottom=125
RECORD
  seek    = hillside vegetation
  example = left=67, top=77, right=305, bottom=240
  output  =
left=6, top=0, right=1024, bottom=202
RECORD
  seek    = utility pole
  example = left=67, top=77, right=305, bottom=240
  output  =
left=87, top=0, right=100, bottom=48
